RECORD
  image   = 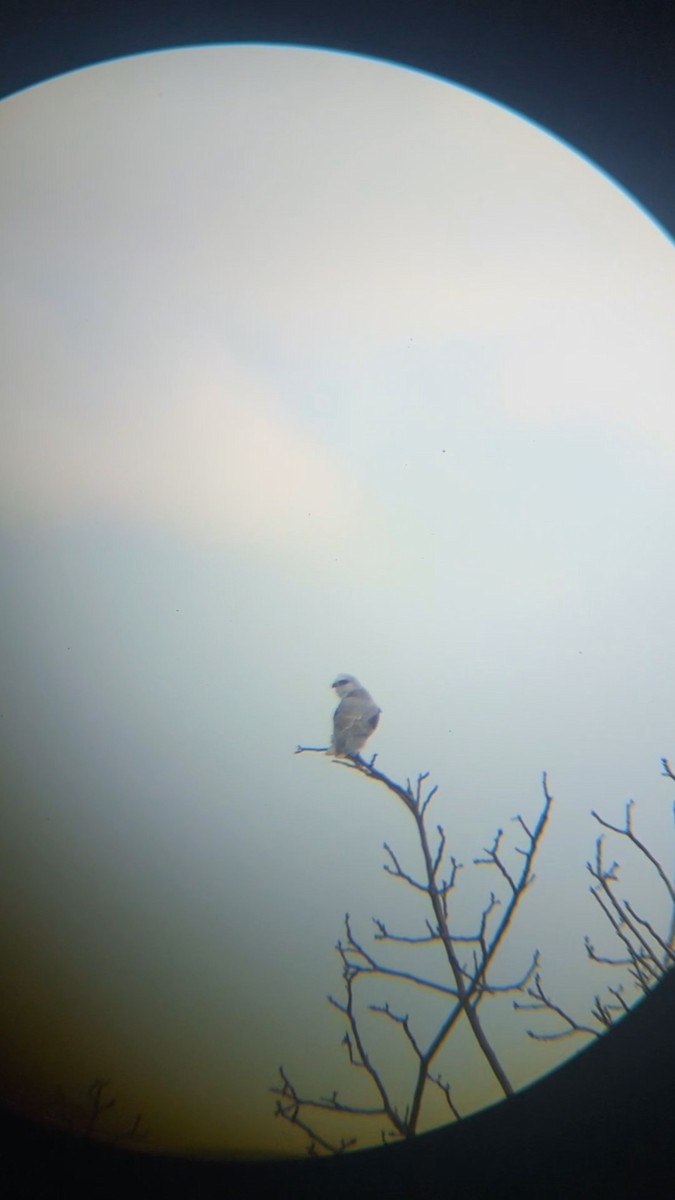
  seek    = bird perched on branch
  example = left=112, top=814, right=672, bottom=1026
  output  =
left=330, top=675, right=381, bottom=758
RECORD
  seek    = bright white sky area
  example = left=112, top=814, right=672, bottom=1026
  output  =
left=1, top=44, right=674, bottom=1159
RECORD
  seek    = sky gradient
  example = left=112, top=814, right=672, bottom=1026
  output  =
left=1, top=45, right=674, bottom=1158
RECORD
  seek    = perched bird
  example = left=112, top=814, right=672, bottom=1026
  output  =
left=330, top=675, right=381, bottom=758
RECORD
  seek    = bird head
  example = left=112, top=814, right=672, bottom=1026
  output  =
left=332, top=674, right=360, bottom=698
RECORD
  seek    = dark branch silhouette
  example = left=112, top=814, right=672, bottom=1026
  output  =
left=54, top=1078, right=149, bottom=1146
left=273, top=749, right=553, bottom=1152
left=514, top=758, right=674, bottom=1042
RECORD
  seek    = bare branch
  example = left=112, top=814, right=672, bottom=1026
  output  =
left=334, top=755, right=416, bottom=811
left=513, top=974, right=601, bottom=1041
left=540, top=762, right=675, bottom=1042
left=382, top=843, right=427, bottom=891
left=55, top=1079, right=148, bottom=1146
left=661, top=757, right=675, bottom=781
left=588, top=889, right=657, bottom=991
left=331, top=953, right=409, bottom=1137
left=369, top=1002, right=424, bottom=1060
left=272, top=1069, right=358, bottom=1155
left=430, top=1073, right=462, bottom=1121
left=281, top=749, right=669, bottom=1155
left=474, top=829, right=516, bottom=892
left=372, top=917, right=440, bottom=945
left=587, top=838, right=666, bottom=984
left=584, top=935, right=633, bottom=970
left=606, top=985, right=631, bottom=1014
left=431, top=825, right=446, bottom=879
left=470, top=774, right=554, bottom=981
left=471, top=948, right=541, bottom=996
left=420, top=784, right=439, bottom=820
left=111, top=1111, right=150, bottom=1145
left=591, top=801, right=675, bottom=909
left=623, top=900, right=675, bottom=965
left=334, top=915, right=459, bottom=998
left=280, top=756, right=555, bottom=1151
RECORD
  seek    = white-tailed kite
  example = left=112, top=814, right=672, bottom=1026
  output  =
left=330, top=675, right=381, bottom=758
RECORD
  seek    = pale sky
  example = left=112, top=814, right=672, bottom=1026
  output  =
left=1, top=44, right=674, bottom=1159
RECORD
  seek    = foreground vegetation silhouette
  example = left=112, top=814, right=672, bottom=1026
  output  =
left=272, top=750, right=673, bottom=1154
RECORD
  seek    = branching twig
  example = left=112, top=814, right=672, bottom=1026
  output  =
left=591, top=801, right=675, bottom=910
left=280, top=750, right=554, bottom=1152
left=521, top=760, right=674, bottom=1044
left=334, top=914, right=459, bottom=998
left=55, top=1079, right=148, bottom=1145
left=513, top=973, right=601, bottom=1041
left=272, top=1068, right=358, bottom=1154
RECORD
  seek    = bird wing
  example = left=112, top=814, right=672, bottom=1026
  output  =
left=333, top=689, right=380, bottom=751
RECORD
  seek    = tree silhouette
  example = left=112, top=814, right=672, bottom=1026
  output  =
left=53, top=1077, right=149, bottom=1145
left=272, top=749, right=553, bottom=1153
left=514, top=757, right=674, bottom=1042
